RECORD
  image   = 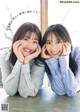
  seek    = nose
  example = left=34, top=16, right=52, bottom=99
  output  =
left=50, top=44, right=57, bottom=51
left=26, top=40, right=32, bottom=48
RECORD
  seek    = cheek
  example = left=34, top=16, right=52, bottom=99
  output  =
left=33, top=44, right=38, bottom=50
left=58, top=44, right=63, bottom=50
left=20, top=40, right=26, bottom=46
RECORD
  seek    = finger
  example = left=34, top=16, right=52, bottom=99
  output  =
left=36, top=48, right=41, bottom=55
left=62, top=43, right=71, bottom=56
left=41, top=48, right=51, bottom=58
left=42, top=45, right=46, bottom=51
left=61, top=45, right=66, bottom=55
left=41, top=47, right=46, bottom=57
left=41, top=53, right=52, bottom=58
left=18, top=46, right=23, bottom=55
left=66, top=42, right=71, bottom=46
left=37, top=45, right=41, bottom=52
left=13, top=40, right=21, bottom=47
left=64, top=42, right=71, bottom=48
left=64, top=42, right=71, bottom=51
left=13, top=40, right=21, bottom=52
left=41, top=49, right=45, bottom=57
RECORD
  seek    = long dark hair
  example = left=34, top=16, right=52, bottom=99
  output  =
left=9, top=22, right=42, bottom=66
left=42, top=24, right=78, bottom=75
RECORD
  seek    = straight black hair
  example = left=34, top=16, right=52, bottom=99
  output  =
left=9, top=22, right=43, bottom=66
left=42, top=24, right=78, bottom=75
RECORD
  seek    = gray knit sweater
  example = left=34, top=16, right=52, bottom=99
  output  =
left=0, top=49, right=45, bottom=98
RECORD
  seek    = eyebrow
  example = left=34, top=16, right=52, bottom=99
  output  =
left=24, top=36, right=38, bottom=41
left=24, top=36, right=30, bottom=39
left=46, top=40, right=52, bottom=41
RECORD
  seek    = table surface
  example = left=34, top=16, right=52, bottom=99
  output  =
left=0, top=87, right=80, bottom=112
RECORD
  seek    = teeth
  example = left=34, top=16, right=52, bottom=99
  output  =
left=24, top=48, right=30, bottom=52
left=26, top=49, right=30, bottom=51
left=51, top=51, right=59, bottom=55
left=51, top=52, right=58, bottom=54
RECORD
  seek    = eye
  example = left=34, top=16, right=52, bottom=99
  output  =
left=24, top=38, right=28, bottom=40
left=33, top=41, right=38, bottom=44
left=46, top=41, right=51, bottom=45
left=56, top=39, right=60, bottom=44
left=23, top=36, right=28, bottom=40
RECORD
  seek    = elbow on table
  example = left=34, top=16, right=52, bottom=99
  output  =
left=19, top=89, right=38, bottom=98
left=3, top=85, right=17, bottom=96
left=4, top=88, right=16, bottom=96
left=66, top=90, right=76, bottom=97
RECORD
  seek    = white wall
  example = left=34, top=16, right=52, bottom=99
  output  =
left=0, top=0, right=40, bottom=49
left=48, top=0, right=80, bottom=46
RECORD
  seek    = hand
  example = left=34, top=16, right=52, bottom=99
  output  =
left=13, top=40, right=24, bottom=63
left=23, top=45, right=41, bottom=64
left=61, top=42, right=71, bottom=56
left=41, top=45, right=52, bottom=59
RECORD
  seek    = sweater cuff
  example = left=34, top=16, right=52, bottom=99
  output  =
left=13, top=60, right=22, bottom=72
left=45, top=58, right=58, bottom=70
left=59, top=55, right=69, bottom=72
left=22, top=63, right=30, bottom=73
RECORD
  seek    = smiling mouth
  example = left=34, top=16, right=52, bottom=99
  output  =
left=23, top=48, right=31, bottom=52
left=50, top=51, right=61, bottom=55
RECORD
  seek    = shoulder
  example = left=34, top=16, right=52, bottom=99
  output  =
left=71, top=46, right=80, bottom=59
left=0, top=48, right=11, bottom=64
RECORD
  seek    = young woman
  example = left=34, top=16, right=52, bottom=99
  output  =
left=41, top=24, right=80, bottom=96
left=0, top=22, right=45, bottom=98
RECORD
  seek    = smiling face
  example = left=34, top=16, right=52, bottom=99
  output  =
left=21, top=32, right=38, bottom=57
left=45, top=33, right=64, bottom=58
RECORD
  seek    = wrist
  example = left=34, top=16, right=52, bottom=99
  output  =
left=17, top=57, right=24, bottom=64
left=18, top=59, right=24, bottom=63
left=23, top=59, right=29, bottom=64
